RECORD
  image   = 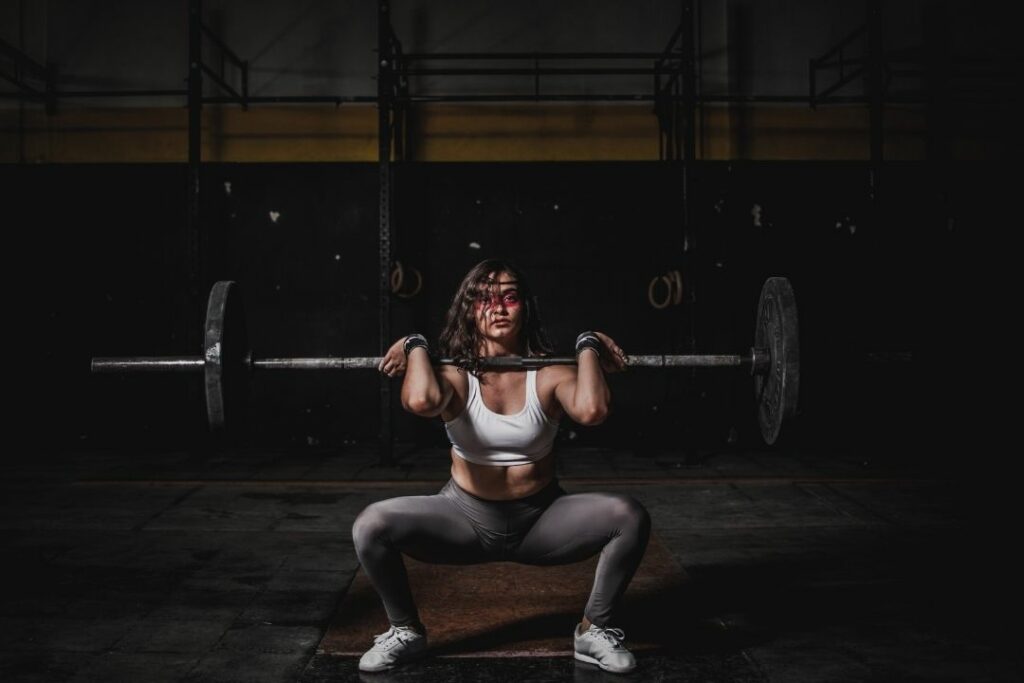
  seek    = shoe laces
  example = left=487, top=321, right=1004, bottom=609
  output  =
left=586, top=625, right=626, bottom=648
left=372, top=625, right=419, bottom=650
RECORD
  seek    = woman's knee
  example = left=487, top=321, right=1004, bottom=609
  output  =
left=604, top=493, right=651, bottom=533
left=351, top=501, right=393, bottom=549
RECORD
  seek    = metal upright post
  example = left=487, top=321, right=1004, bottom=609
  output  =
left=377, top=0, right=395, bottom=466
left=682, top=0, right=697, bottom=171
left=241, top=60, right=249, bottom=110
left=924, top=0, right=951, bottom=165
left=865, top=0, right=884, bottom=203
left=187, top=0, right=204, bottom=352
left=184, top=0, right=207, bottom=441
left=681, top=0, right=697, bottom=329
left=681, top=0, right=699, bottom=463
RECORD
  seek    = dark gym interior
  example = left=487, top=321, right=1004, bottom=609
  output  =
left=2, top=1, right=1015, bottom=681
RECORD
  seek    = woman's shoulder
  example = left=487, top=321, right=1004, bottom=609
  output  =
left=537, top=361, right=576, bottom=389
left=439, top=363, right=470, bottom=387
left=537, top=361, right=575, bottom=371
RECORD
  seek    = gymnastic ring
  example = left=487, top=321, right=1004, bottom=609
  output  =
left=647, top=275, right=673, bottom=310
left=390, top=261, right=404, bottom=294
left=396, top=266, right=423, bottom=299
left=671, top=269, right=683, bottom=305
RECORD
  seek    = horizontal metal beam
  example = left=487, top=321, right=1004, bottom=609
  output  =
left=7, top=89, right=1001, bottom=107
left=396, top=67, right=678, bottom=76
left=203, top=94, right=377, bottom=104
left=396, top=93, right=659, bottom=102
left=403, top=52, right=667, bottom=61
left=56, top=89, right=188, bottom=98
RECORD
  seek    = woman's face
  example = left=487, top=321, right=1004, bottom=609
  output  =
left=473, top=270, right=524, bottom=348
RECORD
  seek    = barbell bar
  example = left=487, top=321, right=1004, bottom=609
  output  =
left=92, top=353, right=769, bottom=372
left=91, top=277, right=800, bottom=444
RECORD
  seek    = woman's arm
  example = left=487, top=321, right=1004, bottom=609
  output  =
left=378, top=335, right=454, bottom=417
left=553, top=331, right=627, bottom=425
left=401, top=347, right=455, bottom=417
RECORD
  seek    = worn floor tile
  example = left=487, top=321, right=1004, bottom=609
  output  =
left=68, top=652, right=201, bottom=683
left=182, top=651, right=309, bottom=682
left=217, top=623, right=321, bottom=655
left=0, top=651, right=98, bottom=683
left=111, top=618, right=233, bottom=654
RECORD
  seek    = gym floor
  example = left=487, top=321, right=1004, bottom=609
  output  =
left=1, top=443, right=1017, bottom=682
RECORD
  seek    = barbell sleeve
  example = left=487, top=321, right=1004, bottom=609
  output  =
left=91, top=357, right=205, bottom=373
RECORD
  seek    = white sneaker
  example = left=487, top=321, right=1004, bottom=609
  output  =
left=573, top=623, right=637, bottom=673
left=358, top=624, right=427, bottom=672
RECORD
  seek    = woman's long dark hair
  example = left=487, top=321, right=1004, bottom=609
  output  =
left=438, top=259, right=554, bottom=377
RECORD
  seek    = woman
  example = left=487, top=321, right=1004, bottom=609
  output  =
left=352, top=259, right=651, bottom=674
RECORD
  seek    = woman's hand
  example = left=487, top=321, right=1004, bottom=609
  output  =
left=592, top=331, right=628, bottom=374
left=378, top=337, right=409, bottom=377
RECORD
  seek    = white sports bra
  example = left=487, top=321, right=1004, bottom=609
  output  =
left=444, top=369, right=560, bottom=466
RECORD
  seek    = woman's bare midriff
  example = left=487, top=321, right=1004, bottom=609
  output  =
left=450, top=448, right=556, bottom=501
left=442, top=364, right=565, bottom=501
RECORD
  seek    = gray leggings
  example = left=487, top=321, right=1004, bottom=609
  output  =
left=351, top=477, right=651, bottom=628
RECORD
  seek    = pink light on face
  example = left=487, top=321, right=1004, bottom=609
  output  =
left=474, top=290, right=521, bottom=311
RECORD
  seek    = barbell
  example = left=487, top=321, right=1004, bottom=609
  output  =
left=91, top=276, right=800, bottom=444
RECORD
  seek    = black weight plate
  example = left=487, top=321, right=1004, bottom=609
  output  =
left=754, top=277, right=800, bottom=444
left=204, top=281, right=251, bottom=432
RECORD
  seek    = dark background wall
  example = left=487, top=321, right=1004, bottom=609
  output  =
left=4, top=0, right=1007, bottom=468
left=10, top=159, right=983, bottom=468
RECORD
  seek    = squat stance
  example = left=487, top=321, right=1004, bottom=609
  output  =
left=352, top=258, right=651, bottom=673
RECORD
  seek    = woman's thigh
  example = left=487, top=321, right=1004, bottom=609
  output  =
left=352, top=492, right=491, bottom=565
left=509, top=491, right=648, bottom=565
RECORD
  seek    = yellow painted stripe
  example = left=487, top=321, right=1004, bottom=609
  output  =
left=0, top=102, right=1004, bottom=163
